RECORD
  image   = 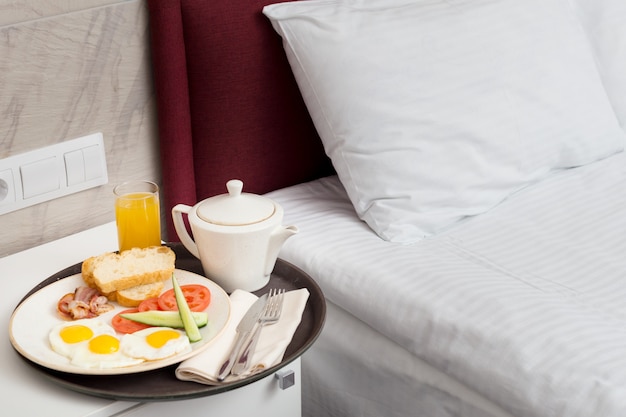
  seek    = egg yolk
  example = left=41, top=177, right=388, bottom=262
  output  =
left=60, top=325, right=94, bottom=344
left=89, top=334, right=120, bottom=354
left=146, top=329, right=180, bottom=348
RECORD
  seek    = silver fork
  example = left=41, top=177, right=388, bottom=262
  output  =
left=231, top=288, right=285, bottom=375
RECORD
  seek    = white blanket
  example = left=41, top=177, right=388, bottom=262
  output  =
left=267, top=151, right=626, bottom=417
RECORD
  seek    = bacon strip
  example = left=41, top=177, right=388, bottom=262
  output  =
left=90, top=294, right=114, bottom=315
left=57, top=293, right=75, bottom=320
left=57, top=286, right=114, bottom=320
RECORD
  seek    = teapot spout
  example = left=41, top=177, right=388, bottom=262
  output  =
left=264, top=225, right=299, bottom=277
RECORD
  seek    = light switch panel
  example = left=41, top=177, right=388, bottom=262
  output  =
left=83, top=144, right=105, bottom=181
left=64, top=149, right=85, bottom=186
left=21, top=156, right=61, bottom=198
left=0, top=133, right=108, bottom=215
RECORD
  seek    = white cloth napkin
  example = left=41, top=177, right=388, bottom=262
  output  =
left=176, top=288, right=310, bottom=384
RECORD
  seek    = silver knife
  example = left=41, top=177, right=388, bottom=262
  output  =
left=217, top=293, right=268, bottom=381
left=231, top=321, right=262, bottom=376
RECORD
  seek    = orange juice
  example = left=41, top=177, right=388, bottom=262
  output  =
left=114, top=185, right=161, bottom=252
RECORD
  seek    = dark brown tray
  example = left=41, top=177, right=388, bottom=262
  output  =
left=13, top=243, right=326, bottom=401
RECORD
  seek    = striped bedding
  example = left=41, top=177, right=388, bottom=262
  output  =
left=267, top=151, right=626, bottom=417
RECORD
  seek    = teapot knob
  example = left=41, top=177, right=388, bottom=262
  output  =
left=226, top=179, right=243, bottom=197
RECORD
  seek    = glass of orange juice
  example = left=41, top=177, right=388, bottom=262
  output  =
left=114, top=180, right=161, bottom=252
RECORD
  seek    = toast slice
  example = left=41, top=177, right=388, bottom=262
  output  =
left=82, top=246, right=175, bottom=295
left=113, top=281, right=166, bottom=307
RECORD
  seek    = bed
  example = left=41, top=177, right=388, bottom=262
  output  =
left=146, top=0, right=626, bottom=416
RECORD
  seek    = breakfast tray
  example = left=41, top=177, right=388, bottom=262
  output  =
left=12, top=243, right=326, bottom=401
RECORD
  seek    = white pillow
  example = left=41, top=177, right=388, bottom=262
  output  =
left=263, top=0, right=625, bottom=243
left=572, top=0, right=626, bottom=130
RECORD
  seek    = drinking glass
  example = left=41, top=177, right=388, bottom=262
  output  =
left=114, top=180, right=161, bottom=252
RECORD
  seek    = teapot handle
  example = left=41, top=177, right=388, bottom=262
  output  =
left=172, top=204, right=200, bottom=259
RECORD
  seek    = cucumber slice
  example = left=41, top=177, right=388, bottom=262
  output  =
left=120, top=311, right=208, bottom=328
left=172, top=274, right=202, bottom=342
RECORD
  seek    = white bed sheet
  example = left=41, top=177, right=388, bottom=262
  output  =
left=301, top=300, right=515, bottom=417
left=267, top=151, right=626, bottom=417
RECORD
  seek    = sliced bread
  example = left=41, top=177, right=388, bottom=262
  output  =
left=81, top=252, right=106, bottom=288
left=82, top=246, right=176, bottom=294
left=82, top=256, right=166, bottom=307
left=113, top=281, right=165, bottom=307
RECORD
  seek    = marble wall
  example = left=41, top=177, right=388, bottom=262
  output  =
left=0, top=0, right=160, bottom=257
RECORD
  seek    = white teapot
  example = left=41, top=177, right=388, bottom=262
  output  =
left=172, top=179, right=298, bottom=292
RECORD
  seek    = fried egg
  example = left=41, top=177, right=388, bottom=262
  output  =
left=121, top=327, right=191, bottom=361
left=49, top=318, right=116, bottom=359
left=70, top=333, right=144, bottom=369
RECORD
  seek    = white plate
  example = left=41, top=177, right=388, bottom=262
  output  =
left=9, top=269, right=231, bottom=375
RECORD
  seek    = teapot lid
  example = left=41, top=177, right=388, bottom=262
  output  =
left=196, top=179, right=275, bottom=226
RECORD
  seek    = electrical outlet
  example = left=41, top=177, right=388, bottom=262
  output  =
left=0, top=169, right=15, bottom=205
left=0, top=133, right=108, bottom=215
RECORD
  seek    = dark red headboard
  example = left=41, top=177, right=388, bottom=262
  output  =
left=147, top=0, right=333, bottom=240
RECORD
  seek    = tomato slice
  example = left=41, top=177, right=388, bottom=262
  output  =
left=157, top=284, right=211, bottom=312
left=111, top=308, right=152, bottom=334
left=137, top=297, right=160, bottom=312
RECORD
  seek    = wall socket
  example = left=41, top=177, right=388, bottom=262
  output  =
left=0, top=133, right=108, bottom=215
